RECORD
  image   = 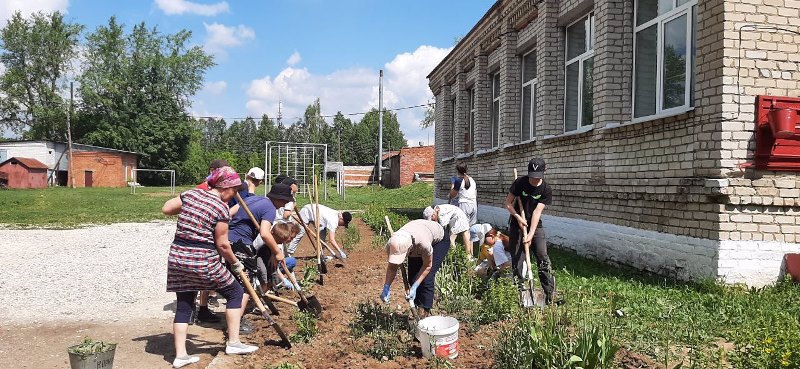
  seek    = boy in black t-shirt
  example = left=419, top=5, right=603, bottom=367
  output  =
left=504, top=158, right=556, bottom=304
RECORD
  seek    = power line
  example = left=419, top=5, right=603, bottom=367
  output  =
left=190, top=102, right=435, bottom=122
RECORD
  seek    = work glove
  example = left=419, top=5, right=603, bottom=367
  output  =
left=406, top=282, right=420, bottom=302
left=282, top=277, right=295, bottom=290
left=231, top=261, right=245, bottom=275
left=380, top=284, right=391, bottom=304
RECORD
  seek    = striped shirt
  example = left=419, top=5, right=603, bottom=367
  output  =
left=174, top=189, right=230, bottom=246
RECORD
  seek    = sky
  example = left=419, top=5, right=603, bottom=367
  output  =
left=0, top=0, right=492, bottom=146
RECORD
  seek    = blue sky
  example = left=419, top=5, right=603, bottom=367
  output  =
left=1, top=0, right=492, bottom=145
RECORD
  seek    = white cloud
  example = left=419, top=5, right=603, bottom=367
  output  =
left=245, top=45, right=452, bottom=146
left=0, top=0, right=69, bottom=26
left=286, top=51, right=302, bottom=66
left=203, top=22, right=255, bottom=60
left=154, top=0, right=229, bottom=16
left=203, top=80, right=227, bottom=95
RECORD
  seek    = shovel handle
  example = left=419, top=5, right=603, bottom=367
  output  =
left=238, top=269, right=268, bottom=314
left=291, top=213, right=339, bottom=257
left=385, top=216, right=419, bottom=318
left=236, top=192, right=261, bottom=231
left=263, top=292, right=298, bottom=306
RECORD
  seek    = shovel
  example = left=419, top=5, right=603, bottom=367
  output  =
left=238, top=270, right=292, bottom=348
left=236, top=192, right=323, bottom=317
left=291, top=213, right=340, bottom=266
left=384, top=216, right=420, bottom=324
left=305, top=184, right=327, bottom=281
left=282, top=262, right=324, bottom=318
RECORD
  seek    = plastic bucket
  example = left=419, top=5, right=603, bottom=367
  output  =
left=417, top=316, right=459, bottom=359
left=67, top=345, right=116, bottom=369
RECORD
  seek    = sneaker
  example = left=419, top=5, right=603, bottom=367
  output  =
left=172, top=355, right=199, bottom=368
left=196, top=306, right=221, bottom=323
left=225, top=341, right=258, bottom=355
left=323, top=255, right=334, bottom=262
left=239, top=317, right=255, bottom=335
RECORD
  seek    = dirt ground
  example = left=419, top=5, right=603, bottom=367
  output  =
left=0, top=219, right=496, bottom=369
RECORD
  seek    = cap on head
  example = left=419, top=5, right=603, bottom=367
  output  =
left=246, top=167, right=265, bottom=180
left=342, top=212, right=352, bottom=228
left=422, top=206, right=434, bottom=220
left=386, top=232, right=413, bottom=264
left=266, top=183, right=294, bottom=202
left=275, top=174, right=288, bottom=184
left=527, top=158, right=546, bottom=179
left=209, top=159, right=228, bottom=169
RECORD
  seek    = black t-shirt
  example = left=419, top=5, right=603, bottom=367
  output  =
left=508, top=176, right=553, bottom=228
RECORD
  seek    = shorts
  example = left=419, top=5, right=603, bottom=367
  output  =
left=449, top=213, right=470, bottom=235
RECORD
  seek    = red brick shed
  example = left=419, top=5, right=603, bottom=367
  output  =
left=381, top=146, right=435, bottom=188
left=0, top=157, right=48, bottom=189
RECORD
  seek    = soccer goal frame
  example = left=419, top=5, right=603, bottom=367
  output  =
left=265, top=141, right=343, bottom=200
left=130, top=168, right=176, bottom=195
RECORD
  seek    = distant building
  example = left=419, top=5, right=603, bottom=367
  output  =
left=0, top=141, right=139, bottom=187
left=428, top=0, right=800, bottom=287
left=381, top=145, right=435, bottom=188
left=0, top=157, right=48, bottom=189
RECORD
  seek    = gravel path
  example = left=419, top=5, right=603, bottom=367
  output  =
left=0, top=221, right=178, bottom=324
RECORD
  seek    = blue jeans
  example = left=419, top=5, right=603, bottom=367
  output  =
left=407, top=233, right=451, bottom=310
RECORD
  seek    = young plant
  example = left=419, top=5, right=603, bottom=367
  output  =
left=298, top=264, right=318, bottom=291
left=349, top=301, right=413, bottom=360
left=290, top=311, right=319, bottom=343
left=435, top=246, right=479, bottom=315
left=264, top=363, right=304, bottom=369
left=470, top=277, right=519, bottom=325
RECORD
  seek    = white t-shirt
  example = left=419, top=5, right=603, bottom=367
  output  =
left=458, top=176, right=477, bottom=204
left=299, top=204, right=340, bottom=235
left=434, top=204, right=470, bottom=234
left=275, top=201, right=295, bottom=222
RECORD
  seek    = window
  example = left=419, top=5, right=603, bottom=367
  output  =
left=491, top=73, right=501, bottom=147
left=521, top=50, right=537, bottom=140
left=634, top=0, right=697, bottom=120
left=468, top=87, right=476, bottom=152
left=565, top=13, right=595, bottom=132
left=450, top=96, right=456, bottom=155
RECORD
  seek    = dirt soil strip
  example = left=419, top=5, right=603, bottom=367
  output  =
left=237, top=219, right=496, bottom=369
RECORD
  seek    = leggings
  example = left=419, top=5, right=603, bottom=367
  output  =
left=507, top=225, right=555, bottom=297
left=407, top=234, right=451, bottom=310
left=174, top=282, right=244, bottom=323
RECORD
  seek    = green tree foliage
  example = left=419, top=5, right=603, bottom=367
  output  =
left=0, top=11, right=83, bottom=139
left=75, top=17, right=214, bottom=181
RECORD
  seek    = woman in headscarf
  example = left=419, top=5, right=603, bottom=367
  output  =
left=161, top=166, right=258, bottom=368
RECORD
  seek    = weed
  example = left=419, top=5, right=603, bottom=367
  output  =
left=427, top=356, right=454, bottom=369
left=264, top=363, right=304, bottom=369
left=342, top=225, right=361, bottom=251
left=298, top=264, right=317, bottom=291
left=435, top=246, right=479, bottom=315
left=470, top=277, right=519, bottom=326
left=349, top=300, right=413, bottom=360
left=290, top=311, right=319, bottom=343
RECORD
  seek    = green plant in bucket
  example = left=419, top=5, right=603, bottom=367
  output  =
left=68, top=337, right=116, bottom=356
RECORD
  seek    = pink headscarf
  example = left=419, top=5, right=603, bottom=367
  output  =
left=206, top=166, right=242, bottom=189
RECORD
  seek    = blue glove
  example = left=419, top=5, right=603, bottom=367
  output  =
left=406, top=282, right=419, bottom=301
left=380, top=284, right=391, bottom=303
left=282, top=277, right=295, bottom=290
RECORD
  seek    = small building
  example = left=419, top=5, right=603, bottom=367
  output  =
left=0, top=157, right=48, bottom=189
left=428, top=0, right=800, bottom=287
left=381, top=145, right=435, bottom=188
left=0, top=141, right=139, bottom=187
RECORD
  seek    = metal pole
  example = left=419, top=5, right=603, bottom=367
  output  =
left=67, top=82, right=75, bottom=188
left=377, top=70, right=383, bottom=186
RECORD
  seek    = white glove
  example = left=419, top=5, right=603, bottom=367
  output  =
left=231, top=261, right=245, bottom=275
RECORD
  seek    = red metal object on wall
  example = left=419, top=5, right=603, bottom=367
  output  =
left=750, top=95, right=800, bottom=171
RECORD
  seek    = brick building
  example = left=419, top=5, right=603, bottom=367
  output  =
left=428, top=0, right=800, bottom=286
left=381, top=145, right=436, bottom=188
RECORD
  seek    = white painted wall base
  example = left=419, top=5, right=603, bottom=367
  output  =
left=434, top=198, right=800, bottom=287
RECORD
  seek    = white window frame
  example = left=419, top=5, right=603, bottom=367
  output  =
left=521, top=50, right=537, bottom=141
left=564, top=13, right=595, bottom=132
left=491, top=72, right=501, bottom=148
left=468, top=87, right=476, bottom=152
left=632, top=0, right=697, bottom=123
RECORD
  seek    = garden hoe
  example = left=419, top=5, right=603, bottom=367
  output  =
left=282, top=262, right=323, bottom=318
left=305, top=184, right=328, bottom=280
left=384, top=216, right=420, bottom=324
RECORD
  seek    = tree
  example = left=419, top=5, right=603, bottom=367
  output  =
left=0, top=11, right=83, bottom=139
left=76, top=17, right=214, bottom=178
left=420, top=100, right=435, bottom=129
left=343, top=109, right=406, bottom=165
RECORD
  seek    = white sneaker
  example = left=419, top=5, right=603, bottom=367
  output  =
left=172, top=355, right=199, bottom=368
left=323, top=255, right=334, bottom=262
left=225, top=341, right=258, bottom=355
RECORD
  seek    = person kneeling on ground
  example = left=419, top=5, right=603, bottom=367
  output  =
left=254, top=221, right=301, bottom=291
left=161, top=166, right=258, bottom=369
left=380, top=219, right=448, bottom=317
left=474, top=228, right=512, bottom=277
left=423, top=204, right=473, bottom=260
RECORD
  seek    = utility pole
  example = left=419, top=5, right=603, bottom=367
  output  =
left=377, top=70, right=383, bottom=185
left=67, top=82, right=75, bottom=188
left=277, top=99, right=282, bottom=126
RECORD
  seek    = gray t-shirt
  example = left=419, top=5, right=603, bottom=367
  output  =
left=398, top=219, right=445, bottom=258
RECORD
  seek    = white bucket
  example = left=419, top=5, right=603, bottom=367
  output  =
left=417, top=316, right=460, bottom=359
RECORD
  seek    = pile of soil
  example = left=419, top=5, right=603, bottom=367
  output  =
left=238, top=219, right=497, bottom=369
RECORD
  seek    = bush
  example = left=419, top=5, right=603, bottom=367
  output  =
left=470, top=277, right=519, bottom=325
left=435, top=246, right=479, bottom=315
left=290, top=311, right=319, bottom=343
left=349, top=301, right=413, bottom=360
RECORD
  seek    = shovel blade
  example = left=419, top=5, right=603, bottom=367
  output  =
left=319, top=260, right=328, bottom=274
left=297, top=295, right=323, bottom=317
left=260, top=311, right=292, bottom=348
left=519, top=287, right=546, bottom=308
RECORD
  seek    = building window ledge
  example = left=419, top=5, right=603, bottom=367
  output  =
left=540, top=124, right=595, bottom=142
left=476, top=147, right=501, bottom=157
left=441, top=156, right=455, bottom=163
left=455, top=152, right=474, bottom=160
left=621, top=106, right=695, bottom=127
